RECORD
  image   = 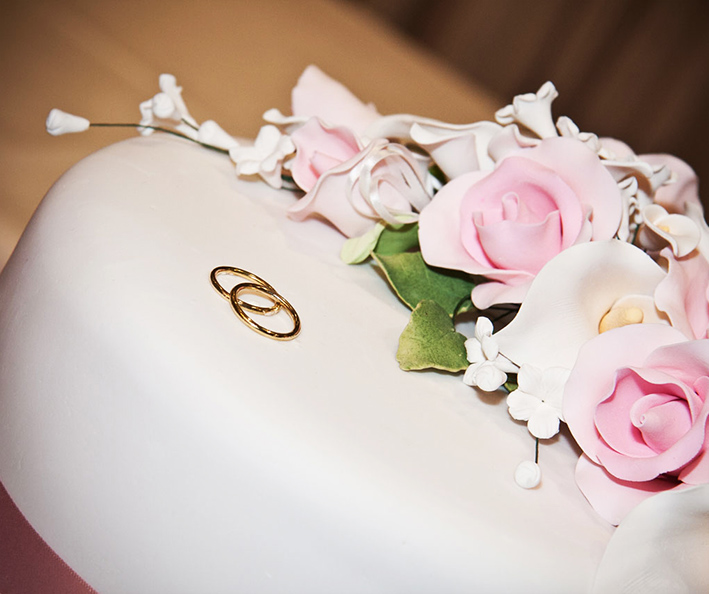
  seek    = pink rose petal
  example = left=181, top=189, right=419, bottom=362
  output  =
left=459, top=156, right=583, bottom=269
left=678, top=437, right=709, bottom=484
left=565, top=326, right=709, bottom=485
left=575, top=454, right=688, bottom=526
left=519, top=137, right=622, bottom=240
left=292, top=65, right=380, bottom=136
left=290, top=118, right=361, bottom=191
left=288, top=141, right=416, bottom=238
left=563, top=324, right=688, bottom=467
left=419, top=171, right=490, bottom=275
left=655, top=247, right=709, bottom=340
left=594, top=369, right=665, bottom=459
left=629, top=393, right=694, bottom=453
left=474, top=211, right=562, bottom=273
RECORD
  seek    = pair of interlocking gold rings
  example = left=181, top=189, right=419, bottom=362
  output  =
left=210, top=266, right=301, bottom=341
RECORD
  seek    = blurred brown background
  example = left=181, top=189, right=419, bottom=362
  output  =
left=350, top=0, right=709, bottom=192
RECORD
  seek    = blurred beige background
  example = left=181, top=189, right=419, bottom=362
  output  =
left=1, top=0, right=707, bottom=272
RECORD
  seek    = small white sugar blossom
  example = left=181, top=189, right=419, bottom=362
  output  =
left=229, top=125, right=295, bottom=189
left=46, top=109, right=90, bottom=136
left=463, top=317, right=518, bottom=392
left=507, top=364, right=569, bottom=439
left=495, top=81, right=559, bottom=139
left=139, top=74, right=198, bottom=137
left=197, top=120, right=239, bottom=151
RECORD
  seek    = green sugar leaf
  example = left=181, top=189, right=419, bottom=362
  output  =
left=397, top=300, right=469, bottom=372
left=374, top=222, right=420, bottom=255
left=340, top=223, right=385, bottom=264
left=373, top=251, right=476, bottom=316
left=503, top=378, right=519, bottom=393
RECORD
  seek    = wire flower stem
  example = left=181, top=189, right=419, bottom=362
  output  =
left=89, top=123, right=229, bottom=155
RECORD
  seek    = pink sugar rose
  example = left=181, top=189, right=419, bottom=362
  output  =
left=288, top=138, right=419, bottom=238
left=564, top=324, right=709, bottom=525
left=418, top=137, right=623, bottom=308
left=291, top=65, right=380, bottom=137
left=289, top=117, right=362, bottom=192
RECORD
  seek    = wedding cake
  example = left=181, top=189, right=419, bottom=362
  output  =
left=0, top=66, right=707, bottom=593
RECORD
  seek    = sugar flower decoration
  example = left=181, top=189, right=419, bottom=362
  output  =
left=139, top=73, right=198, bottom=137
left=555, top=116, right=604, bottom=156
left=262, top=107, right=308, bottom=130
left=409, top=120, right=501, bottom=178
left=197, top=120, right=239, bottom=151
left=45, top=67, right=709, bottom=530
left=514, top=460, right=542, bottom=489
left=564, top=324, right=708, bottom=525
left=654, top=247, right=709, bottom=340
left=507, top=365, right=569, bottom=439
left=638, top=203, right=700, bottom=257
left=495, top=81, right=559, bottom=139
left=494, top=240, right=667, bottom=371
left=291, top=65, right=380, bottom=137
left=289, top=117, right=363, bottom=192
left=418, top=136, right=623, bottom=309
left=288, top=139, right=429, bottom=237
left=45, top=109, right=90, bottom=136
left=463, top=317, right=518, bottom=392
left=228, top=125, right=295, bottom=189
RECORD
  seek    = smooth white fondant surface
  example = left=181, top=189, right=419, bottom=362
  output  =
left=592, top=484, right=709, bottom=593
left=0, top=135, right=614, bottom=593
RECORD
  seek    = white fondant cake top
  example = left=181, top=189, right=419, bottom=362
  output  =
left=2, top=67, right=709, bottom=592
left=0, top=135, right=613, bottom=592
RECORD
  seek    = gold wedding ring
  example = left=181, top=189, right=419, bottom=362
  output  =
left=230, top=282, right=301, bottom=341
left=210, top=266, right=280, bottom=315
left=210, top=266, right=301, bottom=341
